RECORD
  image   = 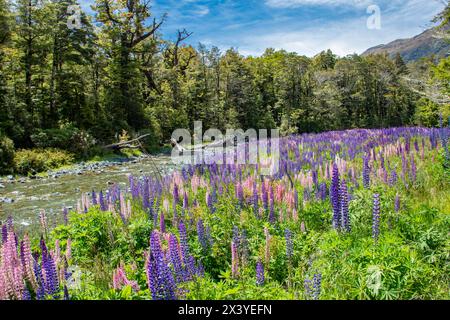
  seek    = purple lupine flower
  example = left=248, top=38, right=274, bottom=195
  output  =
left=340, top=180, right=350, bottom=233
left=168, top=234, right=185, bottom=282
left=304, top=278, right=313, bottom=299
left=318, top=182, right=327, bottom=201
left=178, top=220, right=189, bottom=259
left=197, top=219, right=209, bottom=252
left=363, top=155, right=370, bottom=188
left=99, top=190, right=107, bottom=211
left=160, top=212, right=166, bottom=233
left=62, top=207, right=68, bottom=225
left=183, top=191, right=189, bottom=211
left=42, top=242, right=59, bottom=297
left=256, top=260, right=265, bottom=286
left=173, top=184, right=179, bottom=205
left=262, top=181, right=268, bottom=211
left=142, top=179, right=150, bottom=212
left=312, top=170, right=318, bottom=187
left=148, top=231, right=177, bottom=300
left=22, top=286, right=31, bottom=300
left=331, top=163, right=341, bottom=229
left=252, top=182, right=259, bottom=216
left=313, top=273, right=322, bottom=300
left=197, top=260, right=205, bottom=277
left=372, top=194, right=381, bottom=243
left=1, top=224, right=7, bottom=244
left=285, top=229, right=293, bottom=260
left=410, top=156, right=416, bottom=182
left=63, top=285, right=70, bottom=300
left=206, top=191, right=213, bottom=212
left=7, top=215, right=13, bottom=229
left=236, top=182, right=244, bottom=208
left=394, top=195, right=400, bottom=213
left=389, top=170, right=397, bottom=186
left=91, top=190, right=97, bottom=206
left=33, top=259, right=45, bottom=300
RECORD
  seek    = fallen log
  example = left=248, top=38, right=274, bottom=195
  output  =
left=103, top=134, right=152, bottom=150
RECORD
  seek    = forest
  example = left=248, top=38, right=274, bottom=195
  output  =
left=0, top=0, right=448, bottom=175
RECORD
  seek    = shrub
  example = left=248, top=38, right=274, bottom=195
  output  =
left=30, top=124, right=96, bottom=156
left=0, top=134, right=15, bottom=174
left=13, top=148, right=74, bottom=175
left=413, top=98, right=448, bottom=127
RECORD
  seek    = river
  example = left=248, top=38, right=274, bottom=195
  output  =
left=0, top=155, right=175, bottom=234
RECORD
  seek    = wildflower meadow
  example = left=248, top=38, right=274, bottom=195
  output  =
left=0, top=126, right=449, bottom=300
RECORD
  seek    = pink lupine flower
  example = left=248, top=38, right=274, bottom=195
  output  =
left=285, top=191, right=295, bottom=212
left=191, top=175, right=200, bottom=194
left=127, top=199, right=132, bottom=220
left=301, top=221, right=306, bottom=233
left=20, top=234, right=37, bottom=290
left=112, top=264, right=140, bottom=292
left=172, top=172, right=183, bottom=190
left=66, top=239, right=72, bottom=262
left=279, top=209, right=285, bottom=223
left=275, top=184, right=285, bottom=203
left=76, top=200, right=82, bottom=214
left=53, top=240, right=61, bottom=267
left=39, top=210, right=48, bottom=234
left=292, top=209, right=298, bottom=222
left=163, top=198, right=170, bottom=213
left=242, top=176, right=253, bottom=192
left=0, top=230, right=23, bottom=299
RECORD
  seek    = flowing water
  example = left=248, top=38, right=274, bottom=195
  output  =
left=0, top=155, right=175, bottom=234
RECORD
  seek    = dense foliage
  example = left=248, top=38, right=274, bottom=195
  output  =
left=13, top=148, right=74, bottom=175
left=0, top=126, right=448, bottom=300
left=0, top=0, right=448, bottom=165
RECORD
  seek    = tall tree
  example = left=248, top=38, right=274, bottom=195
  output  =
left=94, top=0, right=165, bottom=131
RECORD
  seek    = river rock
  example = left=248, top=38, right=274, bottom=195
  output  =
left=0, top=183, right=4, bottom=188
left=1, top=197, right=14, bottom=203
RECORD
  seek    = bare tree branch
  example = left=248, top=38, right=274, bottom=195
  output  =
left=131, top=13, right=167, bottom=47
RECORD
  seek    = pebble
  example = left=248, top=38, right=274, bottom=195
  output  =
left=0, top=197, right=14, bottom=203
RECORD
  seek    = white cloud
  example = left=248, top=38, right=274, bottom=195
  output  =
left=194, top=6, right=210, bottom=16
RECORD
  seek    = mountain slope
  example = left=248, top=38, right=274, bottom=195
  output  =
left=362, top=26, right=450, bottom=62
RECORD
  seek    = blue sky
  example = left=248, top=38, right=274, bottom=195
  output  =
left=79, top=0, right=447, bottom=56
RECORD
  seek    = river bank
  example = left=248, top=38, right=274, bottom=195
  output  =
left=0, top=153, right=175, bottom=233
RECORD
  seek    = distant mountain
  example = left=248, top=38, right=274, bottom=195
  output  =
left=362, top=26, right=450, bottom=62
